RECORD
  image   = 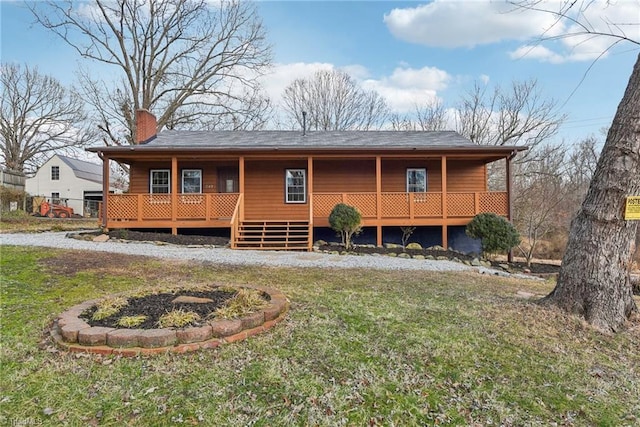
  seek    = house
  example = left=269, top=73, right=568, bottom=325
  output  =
left=25, top=154, right=120, bottom=217
left=87, top=110, right=526, bottom=251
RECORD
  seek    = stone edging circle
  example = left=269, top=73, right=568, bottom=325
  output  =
left=50, top=285, right=289, bottom=356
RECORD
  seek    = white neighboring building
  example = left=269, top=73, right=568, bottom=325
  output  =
left=25, top=154, right=120, bottom=216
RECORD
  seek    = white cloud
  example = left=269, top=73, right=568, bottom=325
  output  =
left=362, top=66, right=451, bottom=112
left=384, top=0, right=639, bottom=63
left=509, top=45, right=565, bottom=64
left=383, top=0, right=560, bottom=48
left=259, top=62, right=335, bottom=104
left=260, top=63, right=452, bottom=115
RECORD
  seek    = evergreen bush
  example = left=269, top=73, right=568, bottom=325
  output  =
left=329, top=203, right=362, bottom=250
left=466, top=213, right=520, bottom=257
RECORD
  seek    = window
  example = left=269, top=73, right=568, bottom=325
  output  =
left=285, top=169, right=306, bottom=203
left=181, top=169, right=202, bottom=193
left=150, top=169, right=170, bottom=193
left=51, top=192, right=60, bottom=204
left=51, top=166, right=60, bottom=180
left=406, top=168, right=427, bottom=192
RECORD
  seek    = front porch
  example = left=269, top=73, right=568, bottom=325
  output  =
left=101, top=190, right=508, bottom=250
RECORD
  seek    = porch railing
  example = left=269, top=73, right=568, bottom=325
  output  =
left=312, top=192, right=508, bottom=219
left=102, top=191, right=507, bottom=225
left=104, top=193, right=240, bottom=222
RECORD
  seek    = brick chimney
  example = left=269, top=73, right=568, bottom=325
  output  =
left=135, top=109, right=157, bottom=144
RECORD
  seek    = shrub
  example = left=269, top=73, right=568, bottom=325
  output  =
left=329, top=203, right=362, bottom=250
left=466, top=213, right=520, bottom=257
left=0, top=186, right=26, bottom=211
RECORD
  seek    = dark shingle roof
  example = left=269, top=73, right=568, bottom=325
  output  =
left=148, top=130, right=476, bottom=149
left=88, top=130, right=527, bottom=155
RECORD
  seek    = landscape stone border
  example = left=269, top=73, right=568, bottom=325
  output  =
left=49, top=284, right=289, bottom=356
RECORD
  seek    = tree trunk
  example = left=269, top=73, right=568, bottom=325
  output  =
left=542, top=54, right=640, bottom=333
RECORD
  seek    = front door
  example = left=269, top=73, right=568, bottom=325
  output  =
left=217, top=167, right=239, bottom=193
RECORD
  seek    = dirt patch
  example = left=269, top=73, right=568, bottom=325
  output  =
left=39, top=251, right=148, bottom=276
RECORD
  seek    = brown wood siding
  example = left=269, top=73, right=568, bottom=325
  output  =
left=128, top=161, right=238, bottom=194
left=244, top=160, right=309, bottom=220
left=313, top=159, right=376, bottom=192
left=447, top=161, right=486, bottom=192
left=129, top=162, right=170, bottom=194
left=381, top=159, right=442, bottom=192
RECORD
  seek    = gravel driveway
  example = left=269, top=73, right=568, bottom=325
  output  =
left=1, top=231, right=477, bottom=272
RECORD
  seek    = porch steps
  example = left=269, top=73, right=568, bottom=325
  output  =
left=234, top=220, right=311, bottom=250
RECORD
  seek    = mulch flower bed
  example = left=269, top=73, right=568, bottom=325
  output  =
left=51, top=285, right=290, bottom=356
left=81, top=289, right=241, bottom=330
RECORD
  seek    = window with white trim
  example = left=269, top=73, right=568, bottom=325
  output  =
left=51, top=166, right=60, bottom=180
left=285, top=169, right=306, bottom=203
left=150, top=169, right=170, bottom=193
left=181, top=169, right=202, bottom=193
left=406, top=168, right=427, bottom=192
left=51, top=192, right=60, bottom=204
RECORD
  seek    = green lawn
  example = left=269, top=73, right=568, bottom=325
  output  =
left=1, top=245, right=638, bottom=426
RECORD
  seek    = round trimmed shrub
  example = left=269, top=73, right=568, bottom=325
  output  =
left=329, top=203, right=362, bottom=250
left=466, top=212, right=520, bottom=257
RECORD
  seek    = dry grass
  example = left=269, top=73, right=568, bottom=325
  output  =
left=0, top=211, right=99, bottom=233
left=116, top=315, right=147, bottom=328
left=91, top=296, right=128, bottom=321
left=1, top=245, right=639, bottom=426
left=157, top=309, right=201, bottom=328
left=212, top=288, right=269, bottom=320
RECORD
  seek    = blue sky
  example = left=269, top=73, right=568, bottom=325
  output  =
left=2, top=0, right=639, bottom=146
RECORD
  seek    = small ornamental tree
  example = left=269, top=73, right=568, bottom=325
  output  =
left=466, top=213, right=520, bottom=258
left=329, top=203, right=362, bottom=250
left=400, top=226, right=416, bottom=250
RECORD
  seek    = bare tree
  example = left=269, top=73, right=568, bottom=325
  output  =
left=561, top=135, right=602, bottom=225
left=513, top=144, right=567, bottom=266
left=30, top=0, right=272, bottom=145
left=454, top=78, right=566, bottom=192
left=511, top=1, right=639, bottom=332
left=390, top=100, right=448, bottom=131
left=282, top=69, right=389, bottom=131
left=0, top=63, right=93, bottom=173
left=455, top=79, right=566, bottom=162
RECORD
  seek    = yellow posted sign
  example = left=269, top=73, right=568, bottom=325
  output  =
left=625, top=196, right=640, bottom=220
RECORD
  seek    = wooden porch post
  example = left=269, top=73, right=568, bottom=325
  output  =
left=441, top=156, right=448, bottom=249
left=376, top=156, right=382, bottom=246
left=101, top=153, right=109, bottom=230
left=307, top=156, right=314, bottom=250
left=307, top=156, right=314, bottom=216
left=506, top=154, right=514, bottom=262
left=171, top=156, right=178, bottom=234
left=239, top=156, right=245, bottom=220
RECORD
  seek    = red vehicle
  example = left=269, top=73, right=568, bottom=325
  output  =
left=37, top=200, right=75, bottom=218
